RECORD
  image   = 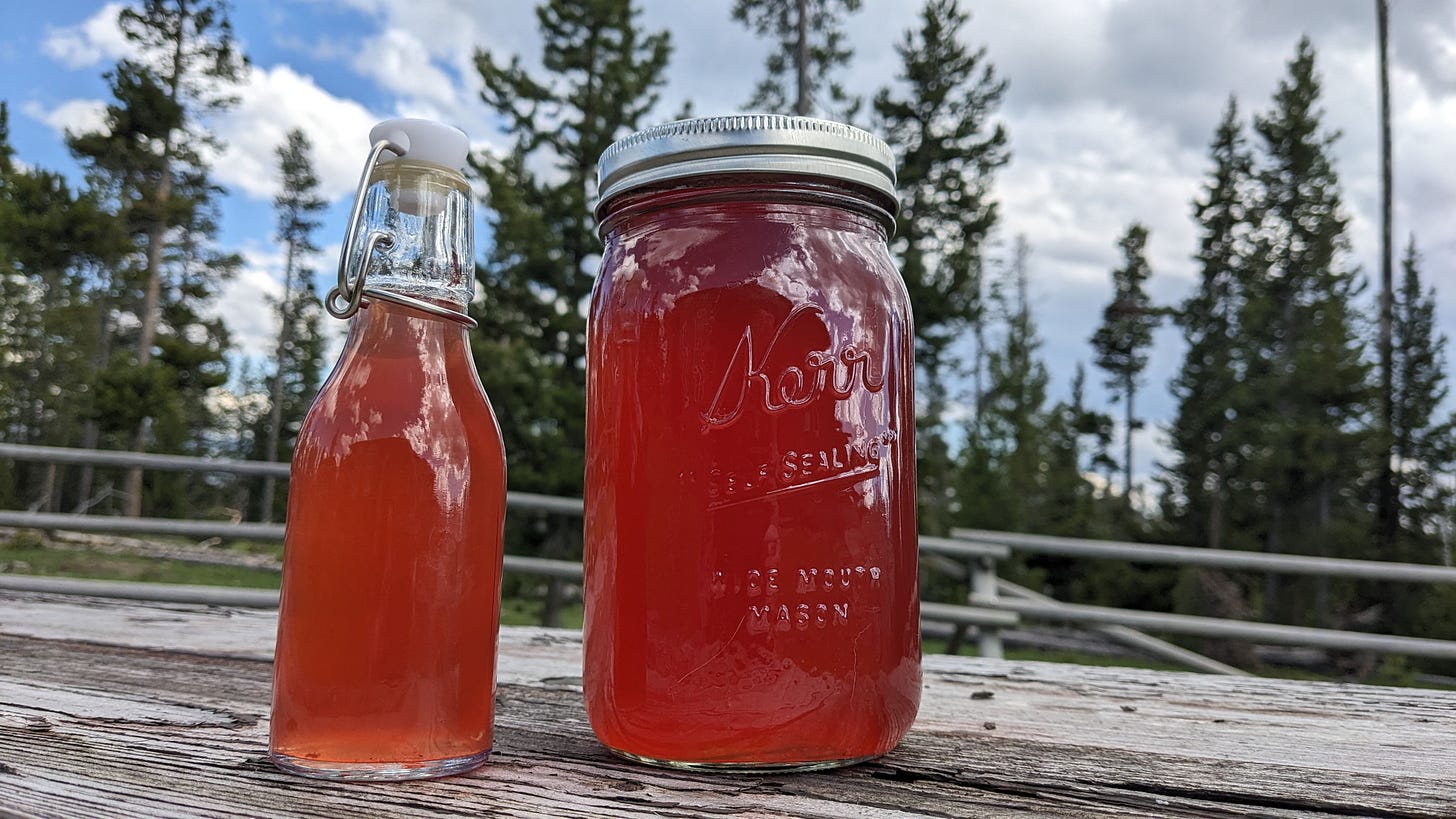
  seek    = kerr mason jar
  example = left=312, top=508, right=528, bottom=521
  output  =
left=584, top=115, right=920, bottom=771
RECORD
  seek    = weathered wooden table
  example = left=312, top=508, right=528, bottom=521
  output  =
left=1, top=589, right=1452, bottom=818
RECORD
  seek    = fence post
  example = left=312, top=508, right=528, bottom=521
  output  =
left=970, top=555, right=1003, bottom=659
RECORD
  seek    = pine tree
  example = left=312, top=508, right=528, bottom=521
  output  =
left=955, top=241, right=1132, bottom=602
left=1069, top=362, right=1117, bottom=533
left=1389, top=237, right=1455, bottom=545
left=732, top=0, right=862, bottom=118
left=872, top=0, right=1007, bottom=401
left=1243, top=38, right=1370, bottom=623
left=1162, top=99, right=1266, bottom=644
left=473, top=0, right=670, bottom=622
left=67, top=0, right=246, bottom=516
left=256, top=128, right=326, bottom=522
left=1090, top=223, right=1159, bottom=515
left=146, top=197, right=238, bottom=519
left=474, top=0, right=670, bottom=499
left=871, top=0, right=1008, bottom=536
left=1387, top=238, right=1456, bottom=659
left=1041, top=388, right=1096, bottom=539
left=1167, top=98, right=1257, bottom=552
left=960, top=236, right=1047, bottom=533
left=0, top=103, right=126, bottom=511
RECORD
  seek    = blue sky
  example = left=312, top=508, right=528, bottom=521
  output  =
left=3, top=1, right=1455, bottom=492
left=2, top=1, right=399, bottom=312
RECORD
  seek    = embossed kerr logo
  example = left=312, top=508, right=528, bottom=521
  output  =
left=702, top=304, right=884, bottom=427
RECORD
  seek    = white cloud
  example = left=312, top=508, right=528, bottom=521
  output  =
left=353, top=29, right=461, bottom=114
left=34, top=9, right=380, bottom=206
left=1394, top=67, right=1456, bottom=257
left=335, top=0, right=540, bottom=149
left=23, top=68, right=376, bottom=213
left=215, top=242, right=344, bottom=363
left=32, top=9, right=376, bottom=205
left=996, top=101, right=1204, bottom=293
left=22, top=99, right=108, bottom=138
left=41, top=2, right=130, bottom=69
left=208, top=65, right=380, bottom=202
left=220, top=245, right=287, bottom=360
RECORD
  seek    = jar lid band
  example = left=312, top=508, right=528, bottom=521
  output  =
left=596, top=115, right=898, bottom=218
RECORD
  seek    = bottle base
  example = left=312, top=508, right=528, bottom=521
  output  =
left=606, top=746, right=875, bottom=774
left=268, top=747, right=491, bottom=781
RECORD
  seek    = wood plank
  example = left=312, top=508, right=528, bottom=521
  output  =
left=0, top=592, right=277, bottom=660
left=1, top=590, right=1453, bottom=818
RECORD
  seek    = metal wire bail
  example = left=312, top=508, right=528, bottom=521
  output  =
left=326, top=138, right=478, bottom=328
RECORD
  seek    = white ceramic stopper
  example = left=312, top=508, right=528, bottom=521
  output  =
left=369, top=118, right=470, bottom=171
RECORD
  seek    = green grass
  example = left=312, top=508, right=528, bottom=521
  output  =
left=0, top=543, right=283, bottom=588
left=1, top=534, right=576, bottom=622
left=1, top=533, right=583, bottom=625
left=501, top=596, right=584, bottom=628
left=224, top=540, right=286, bottom=558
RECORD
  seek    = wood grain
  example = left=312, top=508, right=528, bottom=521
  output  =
left=0, top=590, right=1452, bottom=818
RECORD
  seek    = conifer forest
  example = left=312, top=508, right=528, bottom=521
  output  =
left=2, top=0, right=1453, bottom=678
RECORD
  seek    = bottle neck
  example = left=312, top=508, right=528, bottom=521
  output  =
left=351, top=159, right=475, bottom=312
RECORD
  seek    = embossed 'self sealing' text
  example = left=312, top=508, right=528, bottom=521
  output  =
left=701, top=430, right=898, bottom=510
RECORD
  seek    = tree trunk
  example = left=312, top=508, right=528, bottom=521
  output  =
left=1198, top=466, right=1252, bottom=664
left=28, top=463, right=56, bottom=513
left=75, top=306, right=113, bottom=512
left=1208, top=463, right=1225, bottom=551
left=1375, top=0, right=1397, bottom=553
left=794, top=0, right=810, bottom=116
left=540, top=528, right=568, bottom=628
left=73, top=421, right=99, bottom=513
left=972, top=316, right=985, bottom=427
left=1123, top=375, right=1135, bottom=513
left=260, top=246, right=298, bottom=522
left=47, top=465, right=64, bottom=513
left=1315, top=481, right=1331, bottom=628
left=122, top=148, right=175, bottom=518
left=1264, top=506, right=1284, bottom=624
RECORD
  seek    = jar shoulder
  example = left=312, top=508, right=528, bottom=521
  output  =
left=596, top=211, right=907, bottom=317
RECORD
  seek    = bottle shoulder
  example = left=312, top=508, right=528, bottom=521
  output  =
left=299, top=359, right=499, bottom=453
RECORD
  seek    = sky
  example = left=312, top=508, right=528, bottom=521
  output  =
left=2, top=0, right=1455, bottom=488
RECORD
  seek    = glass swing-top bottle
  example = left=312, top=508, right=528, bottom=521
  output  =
left=269, top=118, right=507, bottom=781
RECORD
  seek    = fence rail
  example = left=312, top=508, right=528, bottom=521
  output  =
left=956, top=527, right=1456, bottom=584
left=0, top=443, right=585, bottom=517
left=5, top=444, right=1456, bottom=673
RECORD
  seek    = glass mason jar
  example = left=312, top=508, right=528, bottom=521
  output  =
left=584, top=115, right=921, bottom=771
left=270, top=119, right=507, bottom=781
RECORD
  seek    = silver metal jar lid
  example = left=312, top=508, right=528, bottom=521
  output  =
left=596, top=115, right=898, bottom=216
